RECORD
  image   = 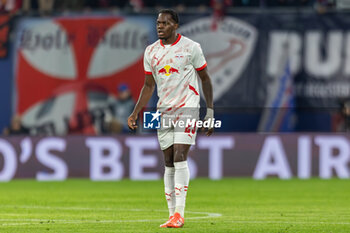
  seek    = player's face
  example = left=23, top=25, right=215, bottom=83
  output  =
left=156, top=13, right=178, bottom=40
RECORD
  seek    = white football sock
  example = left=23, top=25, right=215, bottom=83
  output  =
left=164, top=166, right=176, bottom=217
left=174, top=161, right=190, bottom=217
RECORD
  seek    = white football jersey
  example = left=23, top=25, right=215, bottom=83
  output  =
left=144, top=34, right=207, bottom=110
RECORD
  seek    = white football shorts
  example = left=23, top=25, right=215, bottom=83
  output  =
left=157, top=108, right=199, bottom=150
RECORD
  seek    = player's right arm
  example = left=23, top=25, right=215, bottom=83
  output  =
left=127, top=74, right=156, bottom=130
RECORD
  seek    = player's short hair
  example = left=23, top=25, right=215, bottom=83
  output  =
left=158, top=9, right=179, bottom=24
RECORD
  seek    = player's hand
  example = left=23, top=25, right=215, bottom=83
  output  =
left=127, top=113, right=138, bottom=130
left=204, top=108, right=214, bottom=136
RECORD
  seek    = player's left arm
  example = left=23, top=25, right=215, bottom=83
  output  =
left=197, top=67, right=214, bottom=136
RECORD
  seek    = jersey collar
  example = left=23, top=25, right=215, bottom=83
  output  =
left=160, top=34, right=182, bottom=47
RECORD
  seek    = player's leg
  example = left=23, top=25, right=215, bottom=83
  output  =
left=158, top=129, right=176, bottom=227
left=163, top=145, right=176, bottom=217
left=160, top=145, right=175, bottom=228
left=167, top=111, right=197, bottom=228
left=173, top=144, right=190, bottom=217
left=167, top=143, right=191, bottom=228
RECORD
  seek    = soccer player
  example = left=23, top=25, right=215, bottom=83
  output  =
left=127, top=9, right=214, bottom=228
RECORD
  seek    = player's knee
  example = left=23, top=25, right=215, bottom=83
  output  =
left=174, top=150, right=186, bottom=162
left=164, top=156, right=174, bottom=167
left=165, top=161, right=174, bottom=167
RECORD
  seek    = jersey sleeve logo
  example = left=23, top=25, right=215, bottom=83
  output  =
left=158, top=65, right=179, bottom=77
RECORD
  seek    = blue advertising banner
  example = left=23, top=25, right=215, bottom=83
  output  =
left=178, top=12, right=350, bottom=131
left=0, top=14, right=13, bottom=132
left=179, top=12, right=350, bottom=108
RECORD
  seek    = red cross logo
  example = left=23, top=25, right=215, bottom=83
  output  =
left=16, top=18, right=144, bottom=134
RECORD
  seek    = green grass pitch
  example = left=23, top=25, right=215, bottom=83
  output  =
left=0, top=178, right=349, bottom=232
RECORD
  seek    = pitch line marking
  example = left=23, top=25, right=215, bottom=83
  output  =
left=0, top=205, right=222, bottom=226
left=2, top=218, right=350, bottom=227
left=0, top=205, right=222, bottom=218
left=229, top=220, right=350, bottom=225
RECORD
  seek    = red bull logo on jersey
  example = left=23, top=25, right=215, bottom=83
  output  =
left=158, top=65, right=179, bottom=77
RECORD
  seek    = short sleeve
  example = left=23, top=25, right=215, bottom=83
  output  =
left=191, top=43, right=207, bottom=71
left=143, top=48, right=152, bottom=75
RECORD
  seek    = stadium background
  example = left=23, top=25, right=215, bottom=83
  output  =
left=0, top=0, right=349, bottom=180
left=1, top=0, right=350, bottom=180
left=1, top=1, right=350, bottom=232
